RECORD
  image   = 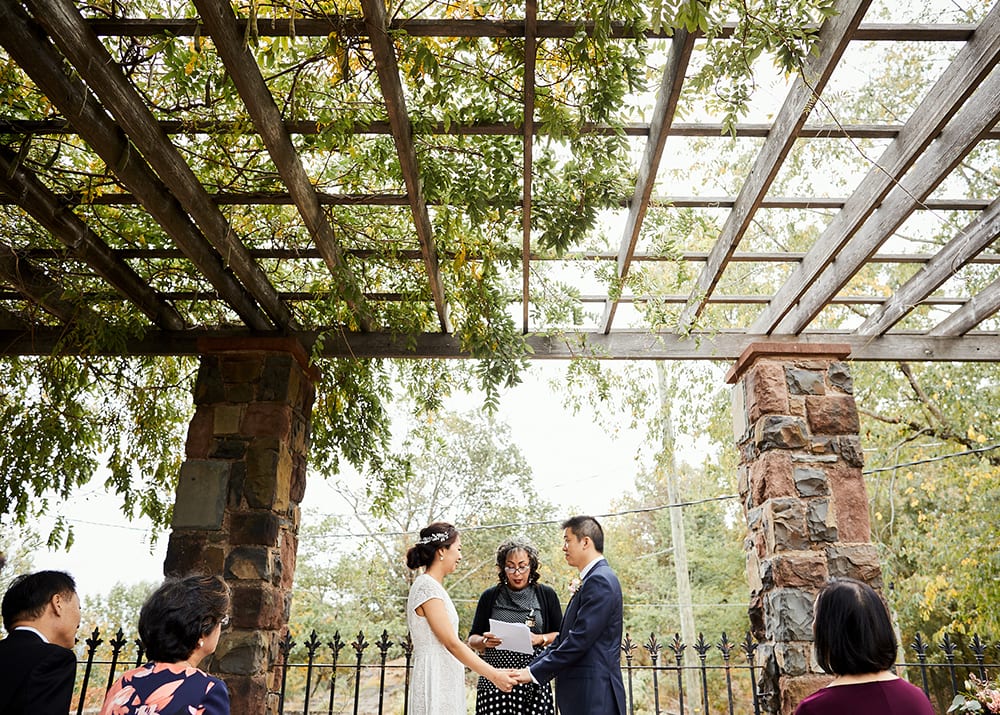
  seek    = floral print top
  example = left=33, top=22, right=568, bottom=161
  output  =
left=100, top=662, right=230, bottom=715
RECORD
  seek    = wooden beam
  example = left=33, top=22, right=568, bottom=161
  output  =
left=0, top=328, right=997, bottom=361
left=750, top=2, right=1000, bottom=335
left=0, top=144, right=186, bottom=330
left=192, top=0, right=374, bottom=331
left=0, top=1, right=276, bottom=331
left=522, top=0, right=536, bottom=334
left=23, top=0, right=296, bottom=331
left=601, top=30, right=694, bottom=334
left=678, top=0, right=871, bottom=331
left=579, top=294, right=967, bottom=305
left=856, top=195, right=1000, bottom=336
left=2, top=189, right=993, bottom=213
left=8, top=116, right=1000, bottom=141
left=80, top=17, right=978, bottom=42
left=0, top=243, right=104, bottom=324
left=21, top=247, right=1000, bottom=265
left=360, top=0, right=450, bottom=332
left=930, top=279, right=1000, bottom=337
left=0, top=289, right=970, bottom=307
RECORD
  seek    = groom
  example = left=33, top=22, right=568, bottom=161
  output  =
left=514, top=515, right=626, bottom=714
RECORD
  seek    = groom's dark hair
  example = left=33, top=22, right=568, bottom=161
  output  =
left=563, top=515, right=604, bottom=553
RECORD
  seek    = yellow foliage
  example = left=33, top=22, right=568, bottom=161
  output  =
left=923, top=574, right=949, bottom=606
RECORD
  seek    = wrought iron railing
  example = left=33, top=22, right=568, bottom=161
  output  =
left=69, top=626, right=998, bottom=714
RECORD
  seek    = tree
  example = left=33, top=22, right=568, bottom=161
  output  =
left=81, top=581, right=158, bottom=638
left=0, top=356, right=194, bottom=548
left=0, top=528, right=43, bottom=620
left=857, top=361, right=1000, bottom=639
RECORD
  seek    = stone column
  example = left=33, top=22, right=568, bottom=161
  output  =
left=727, top=343, right=882, bottom=715
left=165, top=337, right=317, bottom=715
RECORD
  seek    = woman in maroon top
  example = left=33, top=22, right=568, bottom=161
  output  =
left=795, top=578, right=934, bottom=715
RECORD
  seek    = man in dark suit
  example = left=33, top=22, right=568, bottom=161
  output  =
left=0, top=570, right=81, bottom=715
left=514, top=515, right=626, bottom=714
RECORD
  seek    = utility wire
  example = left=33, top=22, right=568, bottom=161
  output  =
left=300, top=494, right=740, bottom=541
left=862, top=442, right=1000, bottom=474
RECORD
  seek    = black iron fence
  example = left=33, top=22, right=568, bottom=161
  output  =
left=69, top=627, right=998, bottom=714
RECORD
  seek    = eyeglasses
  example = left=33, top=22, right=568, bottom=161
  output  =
left=504, top=565, right=530, bottom=574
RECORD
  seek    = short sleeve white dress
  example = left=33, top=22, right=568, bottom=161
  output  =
left=406, top=573, right=466, bottom=715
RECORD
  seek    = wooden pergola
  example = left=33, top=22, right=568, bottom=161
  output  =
left=0, top=0, right=998, bottom=363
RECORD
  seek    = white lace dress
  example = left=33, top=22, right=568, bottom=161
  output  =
left=407, top=573, right=466, bottom=715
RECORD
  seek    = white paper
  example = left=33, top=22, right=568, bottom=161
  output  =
left=488, top=619, right=534, bottom=654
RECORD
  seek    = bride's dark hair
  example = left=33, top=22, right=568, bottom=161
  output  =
left=405, top=522, right=458, bottom=570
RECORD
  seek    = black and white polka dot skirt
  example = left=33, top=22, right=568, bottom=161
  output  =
left=476, top=647, right=555, bottom=715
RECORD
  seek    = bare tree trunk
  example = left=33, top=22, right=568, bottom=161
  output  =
left=655, top=362, right=700, bottom=711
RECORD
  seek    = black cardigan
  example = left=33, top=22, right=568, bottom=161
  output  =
left=469, top=582, right=564, bottom=637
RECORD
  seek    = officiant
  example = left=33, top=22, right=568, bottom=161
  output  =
left=468, top=538, right=563, bottom=715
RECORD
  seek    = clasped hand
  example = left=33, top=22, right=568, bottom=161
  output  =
left=490, top=668, right=534, bottom=692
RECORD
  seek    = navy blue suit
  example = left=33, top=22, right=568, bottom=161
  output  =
left=529, top=558, right=626, bottom=715
left=0, top=629, right=77, bottom=715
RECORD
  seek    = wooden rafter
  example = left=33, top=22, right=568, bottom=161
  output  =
left=22, top=0, right=297, bottom=331
left=930, top=280, right=1000, bottom=337
left=600, top=29, right=694, bottom=334
left=0, top=243, right=103, bottom=324
left=773, top=84, right=1000, bottom=333
left=856, top=197, right=1000, bottom=336
left=192, top=0, right=374, bottom=331
left=750, top=2, right=1000, bottom=335
left=0, top=1, right=277, bottom=331
left=522, top=0, right=536, bottom=334
left=0, top=144, right=186, bottom=330
left=678, top=0, right=872, bottom=332
left=360, top=0, right=450, bottom=332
